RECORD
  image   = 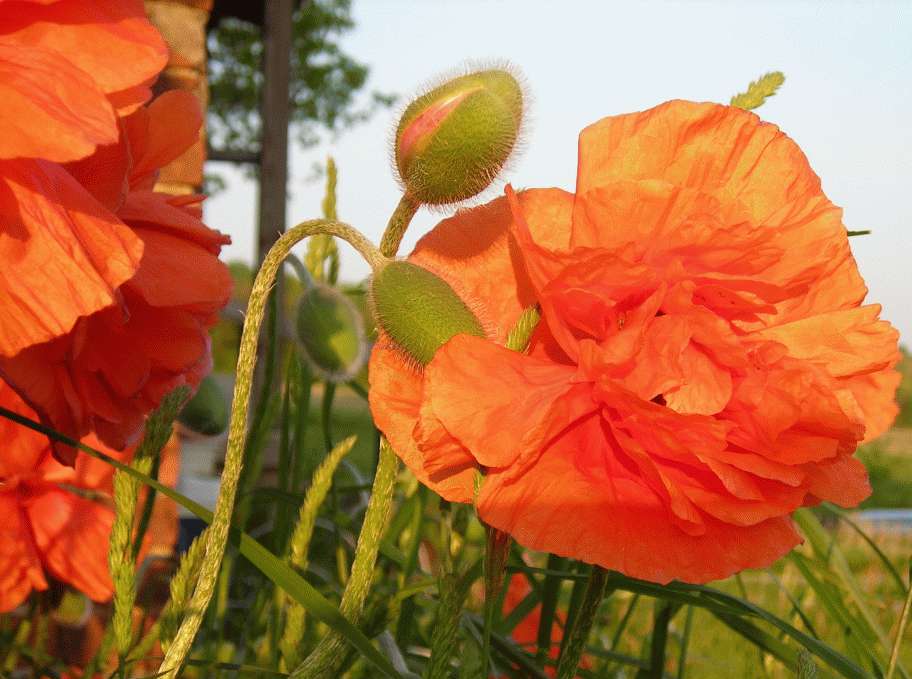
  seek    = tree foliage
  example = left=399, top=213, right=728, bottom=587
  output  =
left=207, top=0, right=394, bottom=153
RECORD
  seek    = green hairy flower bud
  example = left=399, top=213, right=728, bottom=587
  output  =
left=395, top=67, right=524, bottom=205
left=371, top=261, right=485, bottom=365
left=178, top=375, right=228, bottom=436
left=296, top=283, right=367, bottom=381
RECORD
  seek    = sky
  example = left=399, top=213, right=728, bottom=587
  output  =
left=206, top=0, right=912, bottom=342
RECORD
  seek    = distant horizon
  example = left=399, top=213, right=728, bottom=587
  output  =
left=206, top=0, right=911, bottom=342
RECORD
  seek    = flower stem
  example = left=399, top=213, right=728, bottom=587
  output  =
left=482, top=526, right=511, bottom=674
left=289, top=438, right=399, bottom=678
left=156, top=219, right=384, bottom=679
left=379, top=193, right=420, bottom=257
left=556, top=566, right=609, bottom=679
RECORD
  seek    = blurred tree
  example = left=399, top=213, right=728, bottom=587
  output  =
left=207, top=0, right=394, bottom=157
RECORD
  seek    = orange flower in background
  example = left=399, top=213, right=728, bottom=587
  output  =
left=0, top=379, right=129, bottom=611
left=0, top=0, right=229, bottom=461
left=0, top=0, right=166, bottom=361
left=0, top=379, right=180, bottom=612
left=0, top=90, right=232, bottom=459
left=370, top=100, right=901, bottom=583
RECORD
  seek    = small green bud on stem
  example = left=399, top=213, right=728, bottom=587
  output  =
left=371, top=260, right=485, bottom=365
left=178, top=375, right=228, bottom=436
left=295, top=283, right=367, bottom=382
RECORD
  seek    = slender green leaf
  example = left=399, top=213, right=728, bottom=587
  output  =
left=536, top=554, right=567, bottom=662
left=711, top=611, right=798, bottom=669
left=639, top=600, right=679, bottom=679
left=464, top=613, right=551, bottom=679
left=821, top=505, right=907, bottom=594
left=676, top=605, right=694, bottom=679
left=788, top=552, right=879, bottom=673
left=607, top=572, right=869, bottom=679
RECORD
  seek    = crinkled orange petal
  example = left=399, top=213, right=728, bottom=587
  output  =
left=664, top=343, right=732, bottom=415
left=752, top=305, right=900, bottom=441
left=368, top=342, right=475, bottom=503
left=802, top=455, right=871, bottom=507
left=425, top=333, right=592, bottom=471
left=38, top=431, right=128, bottom=490
left=0, top=337, right=85, bottom=463
left=844, top=366, right=902, bottom=443
left=119, top=191, right=229, bottom=254
left=26, top=486, right=114, bottom=601
left=575, top=101, right=866, bottom=323
left=0, top=159, right=143, bottom=358
left=123, top=90, right=203, bottom=184
left=0, top=379, right=50, bottom=476
left=0, top=0, right=167, bottom=103
left=0, top=494, right=47, bottom=612
left=754, top=305, right=899, bottom=378
left=64, top=130, right=131, bottom=212
left=125, top=227, right=233, bottom=310
left=0, top=43, right=116, bottom=161
left=478, top=415, right=801, bottom=584
left=414, top=396, right=477, bottom=484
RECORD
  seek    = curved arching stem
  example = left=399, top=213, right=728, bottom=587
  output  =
left=157, top=220, right=385, bottom=678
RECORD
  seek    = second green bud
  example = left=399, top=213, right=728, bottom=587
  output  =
left=371, top=260, right=485, bottom=365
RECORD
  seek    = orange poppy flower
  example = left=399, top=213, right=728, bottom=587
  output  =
left=0, top=91, right=232, bottom=459
left=0, top=379, right=130, bottom=612
left=0, top=0, right=167, bottom=362
left=370, top=100, right=900, bottom=583
left=0, top=379, right=180, bottom=613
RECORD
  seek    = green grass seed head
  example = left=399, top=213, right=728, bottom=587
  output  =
left=371, top=260, right=485, bottom=365
left=395, top=67, right=524, bottom=206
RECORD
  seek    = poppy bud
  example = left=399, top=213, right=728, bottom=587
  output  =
left=371, top=261, right=485, bottom=365
left=178, top=375, right=229, bottom=436
left=296, top=283, right=368, bottom=381
left=395, top=68, right=524, bottom=205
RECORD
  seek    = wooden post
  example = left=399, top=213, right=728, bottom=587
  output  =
left=257, top=0, right=294, bottom=265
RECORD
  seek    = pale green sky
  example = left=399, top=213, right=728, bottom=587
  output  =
left=207, top=0, right=912, bottom=341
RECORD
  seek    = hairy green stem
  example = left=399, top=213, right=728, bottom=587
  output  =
left=482, top=526, right=511, bottom=673
left=556, top=566, right=609, bottom=679
left=156, top=220, right=385, bottom=678
left=290, top=438, right=399, bottom=678
left=379, top=194, right=420, bottom=257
